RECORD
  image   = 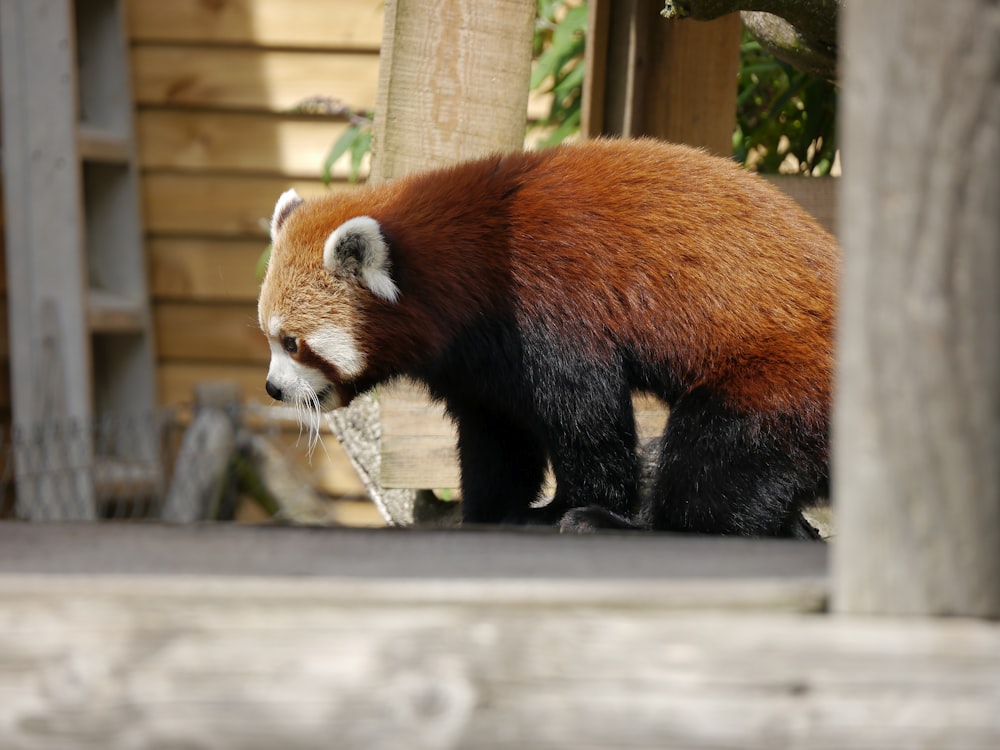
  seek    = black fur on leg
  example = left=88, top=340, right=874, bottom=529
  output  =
left=450, top=404, right=549, bottom=525
left=559, top=506, right=642, bottom=533
left=640, top=390, right=828, bottom=537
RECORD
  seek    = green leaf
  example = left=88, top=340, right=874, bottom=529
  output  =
left=322, top=126, right=363, bottom=185
left=349, top=130, right=372, bottom=183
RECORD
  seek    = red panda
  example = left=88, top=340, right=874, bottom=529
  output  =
left=259, top=138, right=838, bottom=536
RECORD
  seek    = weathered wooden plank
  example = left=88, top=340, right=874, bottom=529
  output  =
left=765, top=175, right=839, bottom=237
left=0, top=0, right=96, bottom=519
left=372, top=0, right=536, bottom=181
left=158, top=361, right=264, bottom=406
left=0, top=535, right=994, bottom=750
left=584, top=1, right=741, bottom=156
left=131, top=46, right=380, bottom=112
left=0, top=523, right=827, bottom=584
left=381, top=383, right=668, bottom=490
left=154, top=301, right=266, bottom=364
left=142, top=173, right=335, bottom=237
left=126, top=0, right=384, bottom=50
left=149, top=237, right=262, bottom=303
left=0, top=302, right=8, bottom=358
left=137, top=110, right=364, bottom=179
left=834, top=0, right=1000, bottom=617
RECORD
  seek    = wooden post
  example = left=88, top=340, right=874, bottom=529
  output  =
left=833, top=0, right=1000, bottom=617
left=582, top=0, right=741, bottom=155
left=371, top=0, right=536, bottom=182
left=0, top=0, right=96, bottom=519
left=343, top=0, right=537, bottom=522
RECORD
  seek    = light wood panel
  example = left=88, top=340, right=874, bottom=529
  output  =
left=583, top=0, right=741, bottom=156
left=142, top=173, right=333, bottom=237
left=137, top=111, right=363, bottom=179
left=0, top=566, right=998, bottom=749
left=126, top=0, right=384, bottom=50
left=132, top=47, right=380, bottom=112
left=371, top=0, right=536, bottom=181
left=833, top=0, right=1000, bottom=617
left=149, top=237, right=263, bottom=303
left=158, top=361, right=264, bottom=406
left=381, top=383, right=668, bottom=490
left=154, top=301, right=266, bottom=364
left=765, top=176, right=838, bottom=237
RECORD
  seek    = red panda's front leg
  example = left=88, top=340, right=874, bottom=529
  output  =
left=451, top=404, right=549, bottom=525
left=529, top=361, right=642, bottom=525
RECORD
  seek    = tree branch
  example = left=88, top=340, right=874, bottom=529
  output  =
left=662, top=0, right=842, bottom=81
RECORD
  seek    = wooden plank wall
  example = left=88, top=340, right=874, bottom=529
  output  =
left=126, top=0, right=384, bottom=506
left=0, top=179, right=8, bottom=429
left=126, top=0, right=383, bottom=408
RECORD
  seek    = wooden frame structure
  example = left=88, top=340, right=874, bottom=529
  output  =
left=0, top=0, right=997, bottom=745
left=0, top=0, right=159, bottom=520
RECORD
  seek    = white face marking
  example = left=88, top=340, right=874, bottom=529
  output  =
left=266, top=314, right=282, bottom=339
left=263, top=312, right=339, bottom=413
left=266, top=341, right=339, bottom=407
left=262, top=315, right=364, bottom=412
left=306, top=325, right=366, bottom=379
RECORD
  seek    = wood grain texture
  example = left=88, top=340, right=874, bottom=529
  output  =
left=833, top=0, right=1000, bottom=617
left=763, top=176, right=838, bottom=237
left=0, top=551, right=995, bottom=750
left=158, top=361, right=264, bottom=406
left=142, top=173, right=332, bottom=237
left=371, top=0, right=536, bottom=181
left=137, top=110, right=362, bottom=179
left=149, top=238, right=263, bottom=303
left=154, top=301, right=267, bottom=364
left=586, top=0, right=740, bottom=156
left=126, top=0, right=384, bottom=50
left=131, top=46, right=380, bottom=112
left=382, top=383, right=669, bottom=490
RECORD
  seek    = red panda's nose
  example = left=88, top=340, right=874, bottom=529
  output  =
left=265, top=380, right=283, bottom=402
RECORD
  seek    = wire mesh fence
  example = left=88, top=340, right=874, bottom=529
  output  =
left=0, top=411, right=174, bottom=521
left=0, top=401, right=372, bottom=524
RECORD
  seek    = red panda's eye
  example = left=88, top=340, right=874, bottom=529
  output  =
left=282, top=336, right=298, bottom=354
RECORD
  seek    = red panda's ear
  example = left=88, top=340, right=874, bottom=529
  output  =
left=323, top=216, right=400, bottom=303
left=270, top=189, right=304, bottom=242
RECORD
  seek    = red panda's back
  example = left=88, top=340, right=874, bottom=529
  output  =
left=504, top=140, right=838, bottom=415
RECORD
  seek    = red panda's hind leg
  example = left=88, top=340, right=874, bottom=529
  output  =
left=642, top=391, right=827, bottom=537
left=560, top=391, right=828, bottom=538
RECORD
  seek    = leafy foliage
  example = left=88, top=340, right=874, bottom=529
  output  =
left=734, top=31, right=838, bottom=175
left=531, top=1, right=588, bottom=147
left=311, top=98, right=374, bottom=185
left=309, top=7, right=839, bottom=185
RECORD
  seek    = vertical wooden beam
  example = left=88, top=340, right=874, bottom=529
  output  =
left=582, top=0, right=741, bottom=156
left=833, top=0, right=1000, bottom=617
left=361, top=0, right=536, bottom=521
left=0, top=0, right=96, bottom=519
left=371, top=0, right=536, bottom=182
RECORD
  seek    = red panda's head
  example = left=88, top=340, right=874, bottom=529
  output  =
left=258, top=188, right=400, bottom=419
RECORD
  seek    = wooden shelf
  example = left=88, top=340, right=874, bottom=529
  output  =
left=77, top=124, right=130, bottom=163
left=87, top=288, right=147, bottom=334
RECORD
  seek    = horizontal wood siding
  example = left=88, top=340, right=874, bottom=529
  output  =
left=128, top=0, right=382, bottom=501
left=126, top=0, right=385, bottom=49
left=128, top=0, right=382, bottom=408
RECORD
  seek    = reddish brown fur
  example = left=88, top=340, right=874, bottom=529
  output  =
left=263, top=139, right=836, bottom=427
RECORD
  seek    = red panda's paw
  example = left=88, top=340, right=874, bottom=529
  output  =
left=558, top=507, right=645, bottom=534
